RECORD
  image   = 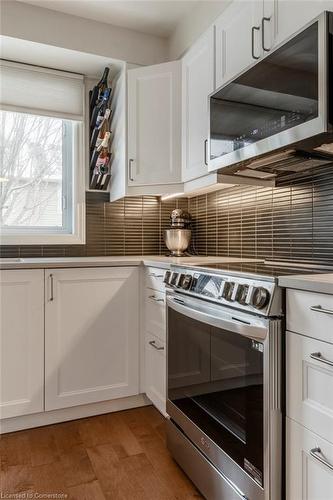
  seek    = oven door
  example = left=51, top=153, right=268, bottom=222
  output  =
left=166, top=292, right=281, bottom=500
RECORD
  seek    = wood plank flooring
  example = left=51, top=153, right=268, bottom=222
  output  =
left=0, top=406, right=202, bottom=500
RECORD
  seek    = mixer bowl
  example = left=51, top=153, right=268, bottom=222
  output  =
left=164, top=229, right=191, bottom=257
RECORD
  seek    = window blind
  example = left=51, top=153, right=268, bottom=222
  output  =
left=0, top=60, right=84, bottom=121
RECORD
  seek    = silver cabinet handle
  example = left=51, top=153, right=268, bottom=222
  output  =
left=310, top=352, right=333, bottom=368
left=149, top=340, right=164, bottom=351
left=149, top=273, right=164, bottom=278
left=261, top=16, right=271, bottom=52
left=148, top=294, right=165, bottom=303
left=310, top=447, right=333, bottom=471
left=204, top=139, right=208, bottom=166
left=310, top=305, right=333, bottom=315
left=128, top=158, right=134, bottom=181
left=49, top=274, right=54, bottom=302
left=251, top=26, right=260, bottom=60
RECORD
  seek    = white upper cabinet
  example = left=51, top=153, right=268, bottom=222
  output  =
left=215, top=1, right=263, bottom=88
left=127, top=61, right=182, bottom=186
left=45, top=267, right=139, bottom=411
left=0, top=270, right=44, bottom=419
left=274, top=0, right=332, bottom=46
left=182, top=27, right=215, bottom=182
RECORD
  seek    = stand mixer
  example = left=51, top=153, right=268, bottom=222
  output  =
left=164, top=209, right=192, bottom=257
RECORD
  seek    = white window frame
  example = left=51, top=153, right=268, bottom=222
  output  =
left=0, top=62, right=86, bottom=246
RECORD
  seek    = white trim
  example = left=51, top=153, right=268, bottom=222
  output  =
left=0, top=394, right=150, bottom=434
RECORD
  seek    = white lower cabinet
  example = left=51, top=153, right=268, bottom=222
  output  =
left=286, top=417, right=333, bottom=500
left=45, top=267, right=139, bottom=410
left=145, top=332, right=166, bottom=416
left=0, top=269, right=44, bottom=419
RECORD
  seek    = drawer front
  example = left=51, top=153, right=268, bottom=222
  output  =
left=145, top=332, right=166, bottom=416
left=286, top=417, right=333, bottom=500
left=145, top=267, right=166, bottom=293
left=287, top=331, right=333, bottom=444
left=286, top=289, right=333, bottom=344
left=144, top=289, right=166, bottom=341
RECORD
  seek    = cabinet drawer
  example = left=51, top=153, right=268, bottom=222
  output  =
left=287, top=331, right=333, bottom=444
left=286, top=289, right=333, bottom=344
left=144, top=289, right=166, bottom=341
left=145, top=332, right=166, bottom=416
left=145, top=267, right=166, bottom=293
left=286, top=417, right=333, bottom=500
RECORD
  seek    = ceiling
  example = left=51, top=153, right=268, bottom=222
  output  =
left=18, top=0, right=200, bottom=38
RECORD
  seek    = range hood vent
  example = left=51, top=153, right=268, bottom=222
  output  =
left=230, top=148, right=333, bottom=184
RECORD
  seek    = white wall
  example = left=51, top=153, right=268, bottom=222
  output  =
left=0, top=1, right=168, bottom=66
left=168, top=0, right=232, bottom=59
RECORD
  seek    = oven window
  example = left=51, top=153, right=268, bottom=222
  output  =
left=210, top=21, right=318, bottom=161
left=168, top=308, right=264, bottom=485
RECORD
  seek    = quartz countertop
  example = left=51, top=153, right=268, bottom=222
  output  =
left=279, top=273, right=333, bottom=295
left=0, top=255, right=262, bottom=270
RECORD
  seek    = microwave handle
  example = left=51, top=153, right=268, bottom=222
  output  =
left=167, top=295, right=268, bottom=341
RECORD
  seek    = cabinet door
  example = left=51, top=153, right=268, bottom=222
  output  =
left=127, top=61, right=182, bottom=186
left=215, top=0, right=263, bottom=88
left=182, top=27, right=215, bottom=182
left=0, top=270, right=44, bottom=419
left=45, top=267, right=139, bottom=410
left=145, top=332, right=166, bottom=416
left=287, top=331, right=333, bottom=444
left=286, top=417, right=333, bottom=500
left=275, top=0, right=332, bottom=46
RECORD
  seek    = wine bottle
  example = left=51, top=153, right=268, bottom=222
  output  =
left=89, top=67, right=110, bottom=114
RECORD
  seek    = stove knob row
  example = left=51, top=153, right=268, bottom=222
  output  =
left=251, top=287, right=270, bottom=309
left=164, top=271, right=192, bottom=290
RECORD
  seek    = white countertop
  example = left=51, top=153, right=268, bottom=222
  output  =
left=0, top=255, right=262, bottom=270
left=279, top=273, right=333, bottom=295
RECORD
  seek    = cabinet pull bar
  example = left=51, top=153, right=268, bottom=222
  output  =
left=49, top=274, right=54, bottom=302
left=148, top=294, right=164, bottom=303
left=129, top=158, right=134, bottom=181
left=310, top=305, right=333, bottom=315
left=149, top=340, right=164, bottom=351
left=310, top=447, right=333, bottom=471
left=204, top=139, right=208, bottom=165
left=251, top=26, right=260, bottom=60
left=310, top=352, right=333, bottom=367
left=261, top=17, right=271, bottom=52
left=149, top=273, right=164, bottom=278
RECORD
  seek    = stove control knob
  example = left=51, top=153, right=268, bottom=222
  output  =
left=222, top=282, right=235, bottom=301
left=182, top=274, right=192, bottom=290
left=163, top=271, right=171, bottom=284
left=169, top=272, right=179, bottom=287
left=176, top=273, right=186, bottom=288
left=236, top=284, right=249, bottom=305
left=251, top=287, right=270, bottom=309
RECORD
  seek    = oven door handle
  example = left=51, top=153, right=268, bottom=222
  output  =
left=167, top=295, right=268, bottom=340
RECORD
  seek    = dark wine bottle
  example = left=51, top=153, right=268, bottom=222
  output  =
left=97, top=67, right=109, bottom=91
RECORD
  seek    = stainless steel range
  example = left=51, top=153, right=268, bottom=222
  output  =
left=164, top=261, right=295, bottom=500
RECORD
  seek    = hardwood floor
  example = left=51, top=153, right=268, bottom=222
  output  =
left=0, top=406, right=202, bottom=499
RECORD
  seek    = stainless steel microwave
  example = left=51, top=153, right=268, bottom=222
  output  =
left=208, top=11, right=333, bottom=183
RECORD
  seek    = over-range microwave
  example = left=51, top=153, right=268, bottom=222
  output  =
left=208, top=11, right=333, bottom=184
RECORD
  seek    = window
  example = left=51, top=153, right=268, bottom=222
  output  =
left=0, top=61, right=85, bottom=245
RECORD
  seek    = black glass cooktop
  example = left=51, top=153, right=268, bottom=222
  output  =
left=193, top=261, right=333, bottom=279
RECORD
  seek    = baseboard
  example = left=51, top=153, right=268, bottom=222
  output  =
left=0, top=393, right=150, bottom=434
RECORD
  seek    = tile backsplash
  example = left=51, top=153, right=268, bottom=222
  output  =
left=1, top=165, right=333, bottom=264
left=189, top=165, right=333, bottom=265
left=0, top=193, right=188, bottom=258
